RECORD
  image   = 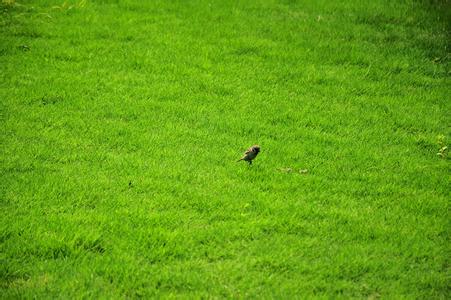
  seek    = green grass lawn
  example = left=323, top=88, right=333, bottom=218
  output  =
left=1, top=0, right=449, bottom=298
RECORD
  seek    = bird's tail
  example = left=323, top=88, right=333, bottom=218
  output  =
left=237, top=158, right=243, bottom=162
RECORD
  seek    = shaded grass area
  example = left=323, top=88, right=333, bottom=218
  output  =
left=1, top=0, right=449, bottom=298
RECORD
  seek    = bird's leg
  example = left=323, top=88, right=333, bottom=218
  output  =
left=248, top=160, right=252, bottom=165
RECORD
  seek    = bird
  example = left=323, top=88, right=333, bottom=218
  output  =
left=237, top=145, right=260, bottom=165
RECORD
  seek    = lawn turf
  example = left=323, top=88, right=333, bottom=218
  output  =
left=1, top=0, right=449, bottom=298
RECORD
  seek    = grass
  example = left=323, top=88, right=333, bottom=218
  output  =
left=1, top=0, right=449, bottom=298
